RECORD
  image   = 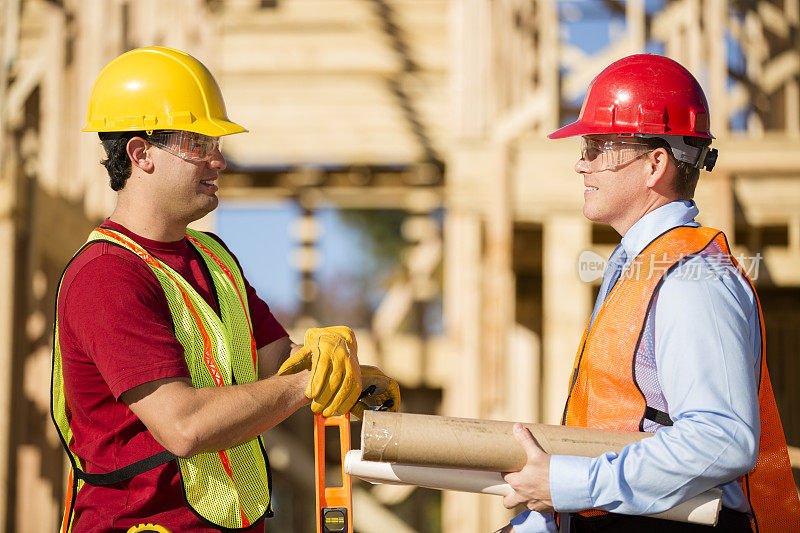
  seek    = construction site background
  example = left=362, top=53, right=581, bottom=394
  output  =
left=1, top=1, right=798, bottom=531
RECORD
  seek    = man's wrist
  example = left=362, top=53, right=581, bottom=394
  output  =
left=275, top=368, right=310, bottom=407
left=550, top=455, right=593, bottom=512
left=293, top=369, right=311, bottom=400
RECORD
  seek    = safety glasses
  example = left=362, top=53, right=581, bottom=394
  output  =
left=147, top=130, right=222, bottom=162
left=580, top=137, right=653, bottom=171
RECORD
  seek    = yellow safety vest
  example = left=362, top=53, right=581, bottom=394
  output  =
left=51, top=227, right=272, bottom=531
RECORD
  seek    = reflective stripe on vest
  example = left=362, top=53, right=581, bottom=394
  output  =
left=562, top=226, right=800, bottom=529
left=51, top=227, right=271, bottom=531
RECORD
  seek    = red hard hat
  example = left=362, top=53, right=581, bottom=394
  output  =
left=549, top=54, right=713, bottom=139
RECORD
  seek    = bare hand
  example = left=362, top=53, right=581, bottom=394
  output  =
left=502, top=423, right=554, bottom=513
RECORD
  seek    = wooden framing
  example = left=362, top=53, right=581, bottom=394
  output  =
left=1, top=1, right=798, bottom=532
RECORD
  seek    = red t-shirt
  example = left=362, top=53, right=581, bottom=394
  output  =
left=57, top=219, right=287, bottom=532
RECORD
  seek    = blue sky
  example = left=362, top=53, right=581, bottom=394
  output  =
left=216, top=201, right=373, bottom=322
left=216, top=201, right=300, bottom=313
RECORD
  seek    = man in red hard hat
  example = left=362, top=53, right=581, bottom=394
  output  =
left=497, top=54, right=800, bottom=532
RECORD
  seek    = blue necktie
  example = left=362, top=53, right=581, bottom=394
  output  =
left=589, top=245, right=628, bottom=329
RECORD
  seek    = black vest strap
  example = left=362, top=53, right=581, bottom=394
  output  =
left=75, top=450, right=176, bottom=486
left=644, top=406, right=673, bottom=427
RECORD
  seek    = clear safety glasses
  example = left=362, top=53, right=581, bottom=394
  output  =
left=580, top=137, right=653, bottom=171
left=147, top=130, right=223, bottom=162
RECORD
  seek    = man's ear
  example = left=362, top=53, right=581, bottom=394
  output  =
left=127, top=137, right=154, bottom=172
left=645, top=147, right=672, bottom=189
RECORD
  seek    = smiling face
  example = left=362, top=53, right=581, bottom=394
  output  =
left=145, top=141, right=226, bottom=226
left=576, top=135, right=654, bottom=235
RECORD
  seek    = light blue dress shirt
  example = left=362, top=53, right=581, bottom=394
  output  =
left=512, top=201, right=761, bottom=532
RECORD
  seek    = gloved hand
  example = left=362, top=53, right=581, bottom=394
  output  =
left=277, top=326, right=362, bottom=416
left=350, top=365, right=401, bottom=420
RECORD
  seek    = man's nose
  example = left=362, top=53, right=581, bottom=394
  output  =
left=209, top=148, right=227, bottom=171
left=575, top=157, right=590, bottom=174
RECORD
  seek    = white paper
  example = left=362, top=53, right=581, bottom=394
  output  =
left=345, top=449, right=511, bottom=496
left=345, top=450, right=722, bottom=526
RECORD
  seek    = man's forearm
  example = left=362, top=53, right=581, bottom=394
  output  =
left=125, top=370, right=310, bottom=457
left=549, top=415, right=756, bottom=514
left=180, top=370, right=311, bottom=455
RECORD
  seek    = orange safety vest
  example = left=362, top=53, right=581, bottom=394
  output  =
left=562, top=226, right=800, bottom=530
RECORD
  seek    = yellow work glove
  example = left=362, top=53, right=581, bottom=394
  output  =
left=277, top=326, right=362, bottom=417
left=350, top=365, right=401, bottom=420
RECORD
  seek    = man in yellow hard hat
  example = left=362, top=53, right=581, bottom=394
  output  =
left=50, top=46, right=400, bottom=532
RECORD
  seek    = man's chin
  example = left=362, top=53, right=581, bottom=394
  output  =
left=582, top=204, right=603, bottom=223
left=203, top=194, right=219, bottom=210
left=188, top=199, right=218, bottom=223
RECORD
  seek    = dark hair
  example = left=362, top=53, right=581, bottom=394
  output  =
left=640, top=136, right=712, bottom=199
left=98, top=131, right=147, bottom=191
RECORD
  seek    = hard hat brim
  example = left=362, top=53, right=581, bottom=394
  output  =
left=82, top=118, right=248, bottom=137
left=189, top=118, right=248, bottom=137
left=548, top=119, right=714, bottom=140
left=548, top=120, right=599, bottom=139
left=548, top=119, right=658, bottom=139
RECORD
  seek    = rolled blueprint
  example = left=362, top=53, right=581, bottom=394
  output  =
left=346, top=449, right=512, bottom=496
left=361, top=411, right=651, bottom=471
left=345, top=450, right=722, bottom=526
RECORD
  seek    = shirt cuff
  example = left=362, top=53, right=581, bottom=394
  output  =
left=509, top=511, right=557, bottom=533
left=550, top=454, right=593, bottom=512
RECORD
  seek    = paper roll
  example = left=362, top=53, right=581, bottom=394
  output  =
left=362, top=411, right=651, bottom=472
left=345, top=449, right=512, bottom=496
left=345, top=450, right=722, bottom=526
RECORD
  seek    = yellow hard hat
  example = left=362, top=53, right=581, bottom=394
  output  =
left=83, top=46, right=246, bottom=136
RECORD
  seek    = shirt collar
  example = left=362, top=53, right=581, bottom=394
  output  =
left=619, top=200, right=700, bottom=261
